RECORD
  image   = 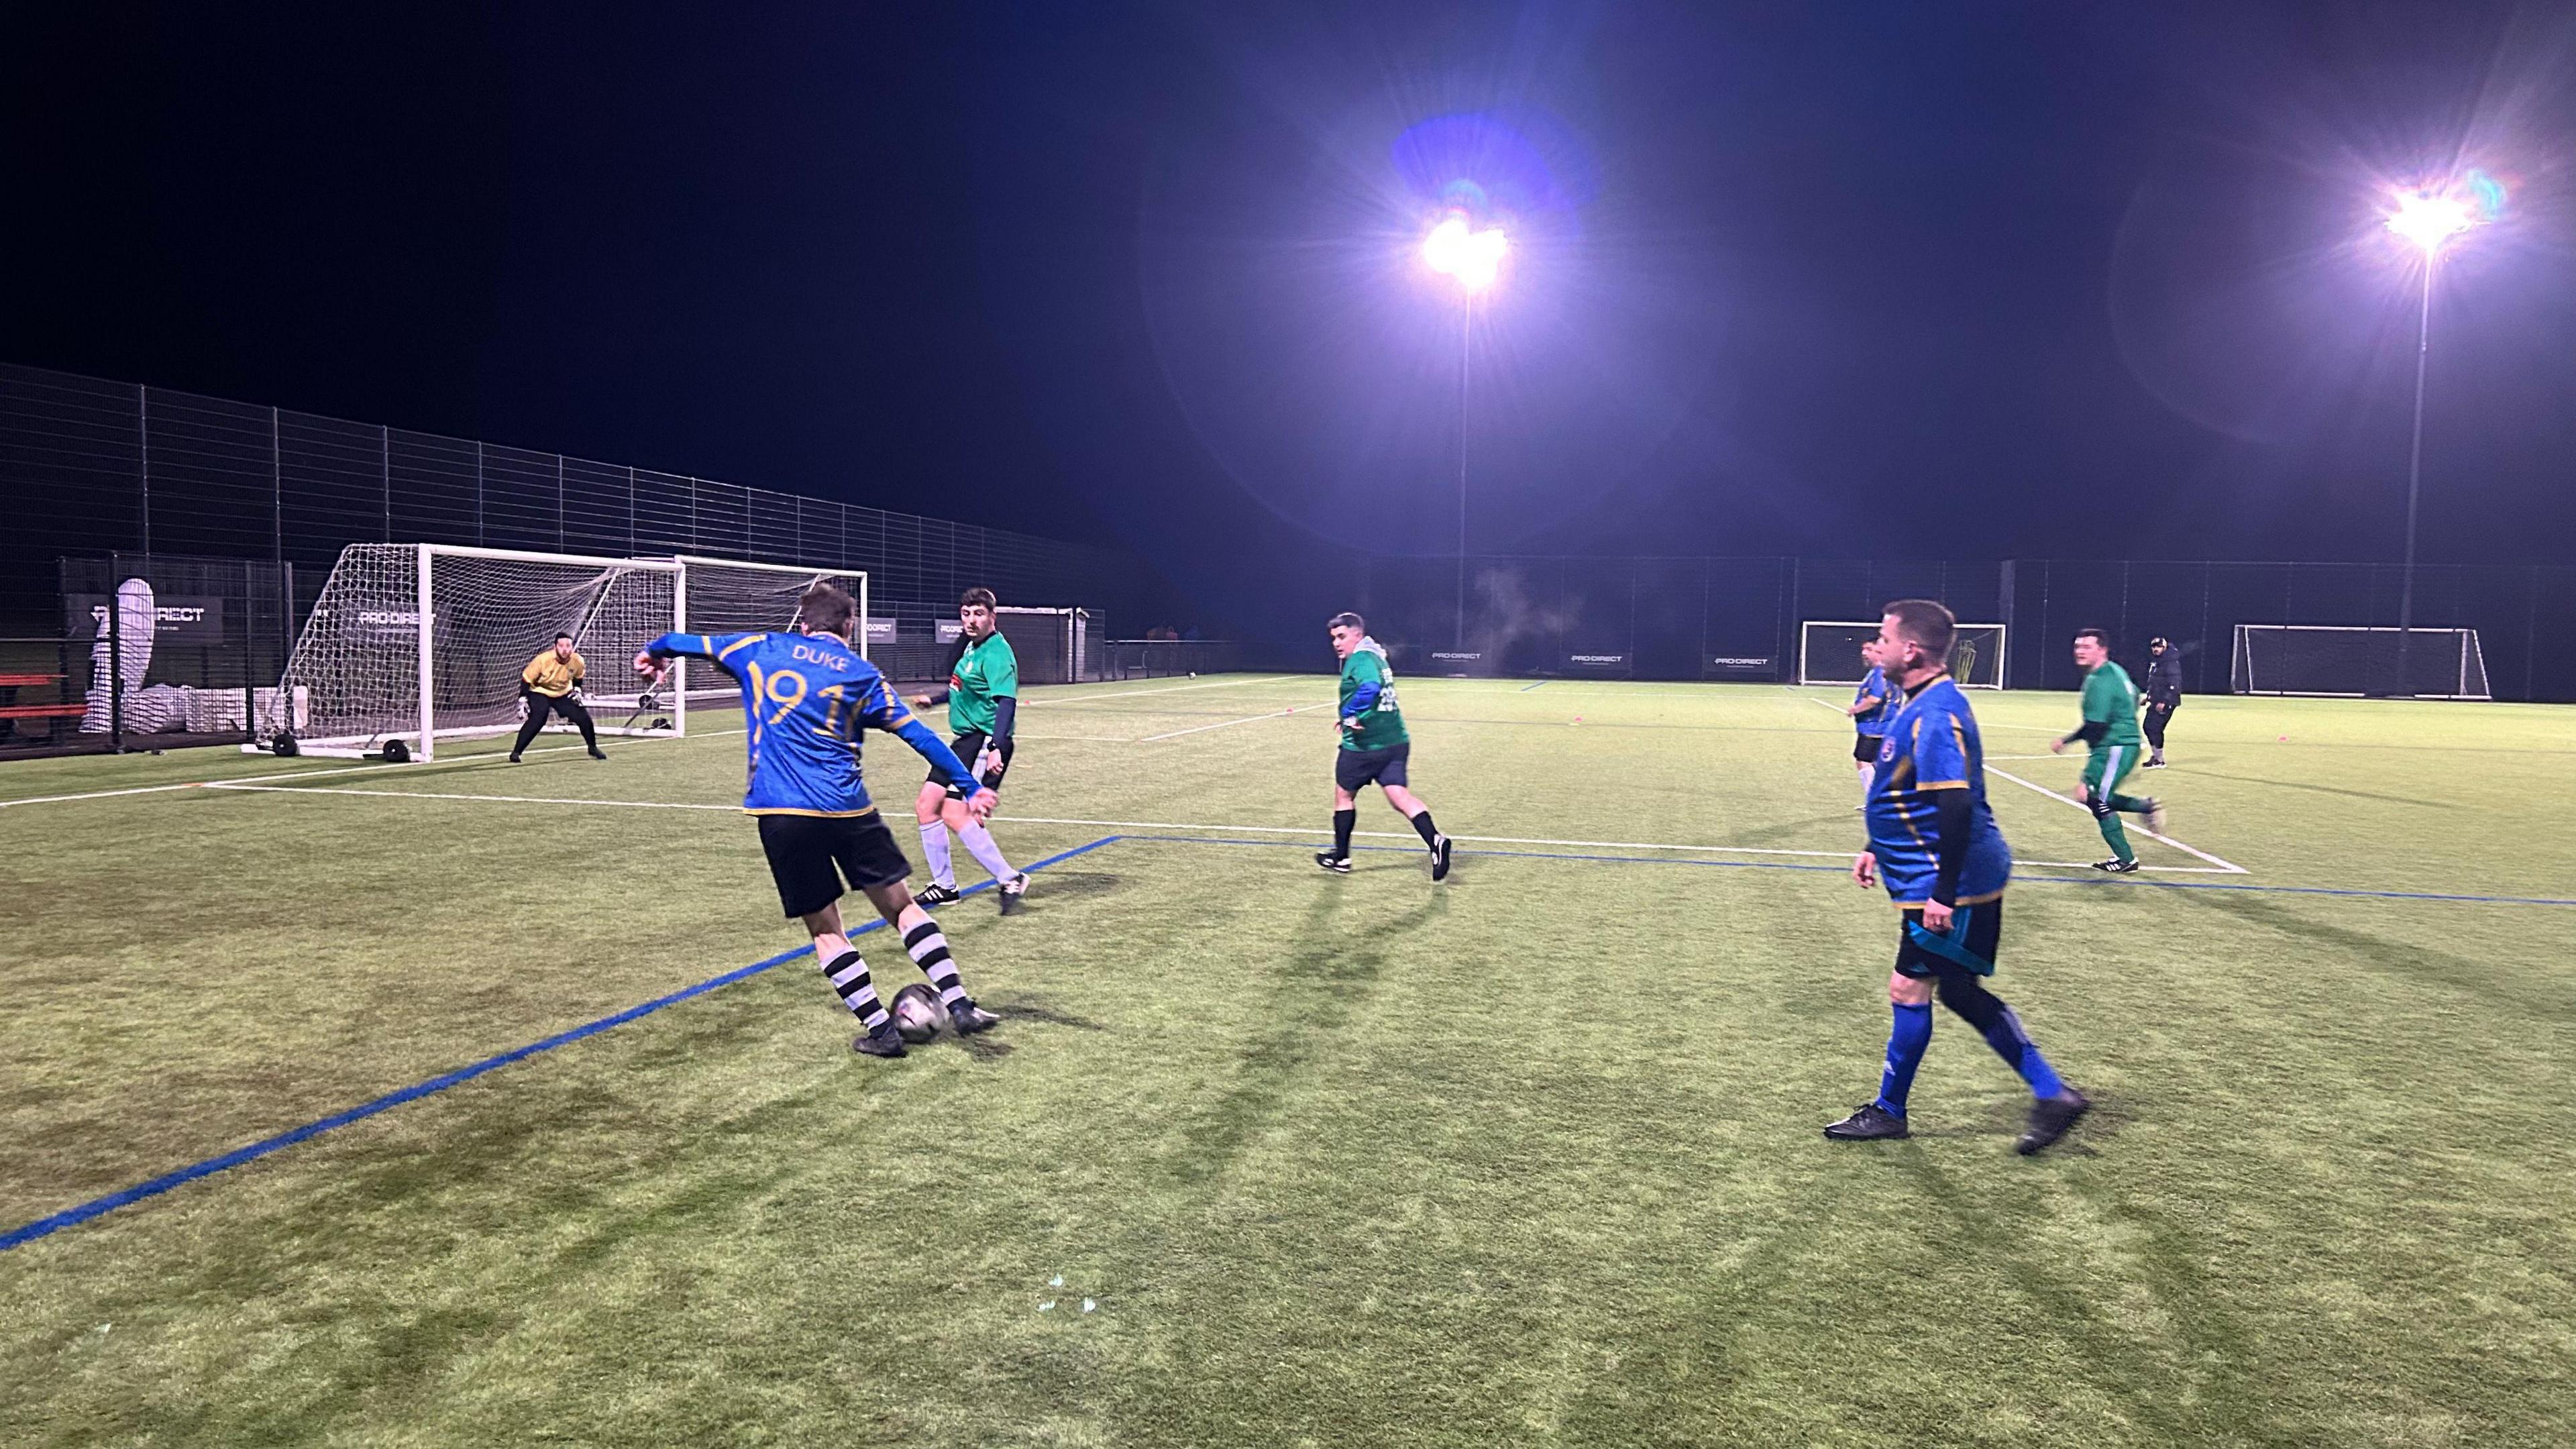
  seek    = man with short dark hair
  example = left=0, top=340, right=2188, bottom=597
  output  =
left=2141, top=636, right=2182, bottom=768
left=1316, top=612, right=1451, bottom=880
left=1825, top=598, right=2090, bottom=1155
left=635, top=581, right=1005, bottom=1058
left=2049, top=628, right=2165, bottom=872
left=511, top=632, right=606, bottom=763
left=910, top=587, right=1028, bottom=913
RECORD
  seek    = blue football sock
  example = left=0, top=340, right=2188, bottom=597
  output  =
left=1874, top=1002, right=1933, bottom=1116
left=1937, top=973, right=2068, bottom=1102
left=1984, top=1004, right=2065, bottom=1099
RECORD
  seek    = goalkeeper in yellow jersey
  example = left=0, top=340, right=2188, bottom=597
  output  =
left=511, top=633, right=606, bottom=762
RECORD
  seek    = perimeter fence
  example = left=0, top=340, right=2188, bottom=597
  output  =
left=1, top=361, right=1142, bottom=639
left=1356, top=555, right=2574, bottom=701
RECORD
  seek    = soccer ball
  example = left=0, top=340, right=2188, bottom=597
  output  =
left=892, top=983, right=946, bottom=1044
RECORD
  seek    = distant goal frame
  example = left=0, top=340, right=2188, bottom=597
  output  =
left=1799, top=619, right=2006, bottom=689
left=2230, top=624, right=2491, bottom=700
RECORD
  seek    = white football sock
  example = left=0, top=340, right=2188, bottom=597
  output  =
left=1857, top=762, right=1876, bottom=798
left=957, top=821, right=1018, bottom=882
left=918, top=822, right=956, bottom=888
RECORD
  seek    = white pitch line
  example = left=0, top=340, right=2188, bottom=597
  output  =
left=0, top=727, right=700, bottom=804
left=1029, top=674, right=1303, bottom=708
left=207, top=783, right=740, bottom=811
left=1138, top=701, right=1335, bottom=742
left=991, top=816, right=2239, bottom=873
left=191, top=790, right=2241, bottom=875
left=0, top=729, right=741, bottom=812
left=1987, top=765, right=2247, bottom=873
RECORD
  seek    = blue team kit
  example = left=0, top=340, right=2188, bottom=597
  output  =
left=645, top=631, right=981, bottom=814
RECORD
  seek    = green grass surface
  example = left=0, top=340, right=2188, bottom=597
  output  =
left=1, top=674, right=2570, bottom=1446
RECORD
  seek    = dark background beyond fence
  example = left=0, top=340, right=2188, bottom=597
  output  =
left=1356, top=555, right=2573, bottom=701
left=1, top=361, right=1157, bottom=640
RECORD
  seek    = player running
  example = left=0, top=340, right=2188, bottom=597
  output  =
left=1314, top=612, right=1451, bottom=880
left=509, top=632, right=608, bottom=763
left=2049, top=627, right=2166, bottom=873
left=1843, top=639, right=1890, bottom=808
left=909, top=588, right=1028, bottom=914
left=635, top=580, right=1003, bottom=1059
left=1825, top=598, right=2091, bottom=1155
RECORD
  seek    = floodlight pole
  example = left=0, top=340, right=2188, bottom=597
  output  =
left=2396, top=253, right=2434, bottom=696
left=1454, top=290, right=1471, bottom=652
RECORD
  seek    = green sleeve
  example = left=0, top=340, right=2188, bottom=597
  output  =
left=2081, top=670, right=2115, bottom=724
left=991, top=637, right=1018, bottom=698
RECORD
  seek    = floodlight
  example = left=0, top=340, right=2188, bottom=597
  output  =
left=2385, top=191, right=2475, bottom=255
left=1424, top=213, right=1507, bottom=292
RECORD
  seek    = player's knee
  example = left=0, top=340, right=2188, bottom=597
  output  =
left=1887, top=973, right=1933, bottom=1007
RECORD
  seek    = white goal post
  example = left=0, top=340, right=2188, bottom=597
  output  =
left=663, top=556, right=869, bottom=736
left=2231, top=625, right=2490, bottom=700
left=995, top=604, right=1093, bottom=686
left=250, top=544, right=682, bottom=761
left=1800, top=619, right=2006, bottom=688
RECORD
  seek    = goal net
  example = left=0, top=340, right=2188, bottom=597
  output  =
left=995, top=605, right=1097, bottom=686
left=250, top=544, right=680, bottom=759
left=1800, top=620, right=2005, bottom=688
left=667, top=556, right=869, bottom=724
left=2231, top=625, right=2490, bottom=699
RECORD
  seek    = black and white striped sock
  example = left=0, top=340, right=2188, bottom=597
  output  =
left=903, top=919, right=969, bottom=1010
left=822, top=950, right=891, bottom=1030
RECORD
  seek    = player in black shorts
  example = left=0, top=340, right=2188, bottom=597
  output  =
left=1318, top=612, right=1450, bottom=879
left=635, top=582, right=1004, bottom=1059
left=910, top=588, right=1029, bottom=913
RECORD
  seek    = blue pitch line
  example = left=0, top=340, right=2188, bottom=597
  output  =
left=1110, top=833, right=2576, bottom=906
left=1, top=835, right=1124, bottom=1253
left=1519, top=680, right=1547, bottom=692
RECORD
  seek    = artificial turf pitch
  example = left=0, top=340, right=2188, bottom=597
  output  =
left=1, top=674, right=2569, bottom=1446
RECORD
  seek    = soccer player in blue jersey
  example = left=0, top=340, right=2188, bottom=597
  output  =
left=1824, top=598, right=2092, bottom=1155
left=633, top=581, right=1003, bottom=1059
left=1843, top=639, right=1890, bottom=808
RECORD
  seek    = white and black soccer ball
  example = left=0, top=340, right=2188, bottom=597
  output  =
left=891, top=983, right=947, bottom=1044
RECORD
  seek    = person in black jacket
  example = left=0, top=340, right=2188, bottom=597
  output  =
left=2141, top=636, right=2183, bottom=768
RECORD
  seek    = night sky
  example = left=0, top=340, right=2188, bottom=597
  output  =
left=5, top=3, right=2571, bottom=627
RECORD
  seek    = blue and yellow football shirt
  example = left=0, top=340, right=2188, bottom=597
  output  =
left=1851, top=665, right=1890, bottom=735
left=646, top=631, right=979, bottom=816
left=1862, top=674, right=2012, bottom=906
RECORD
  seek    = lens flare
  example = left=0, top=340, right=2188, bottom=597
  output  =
left=1423, top=213, right=1507, bottom=292
left=2385, top=190, right=2477, bottom=255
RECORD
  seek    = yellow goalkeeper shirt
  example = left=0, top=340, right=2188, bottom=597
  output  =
left=522, top=649, right=585, bottom=698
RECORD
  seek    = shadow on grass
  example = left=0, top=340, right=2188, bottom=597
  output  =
left=2174, top=887, right=2573, bottom=1021
left=2178, top=768, right=2457, bottom=810
left=1162, top=890, right=1443, bottom=1187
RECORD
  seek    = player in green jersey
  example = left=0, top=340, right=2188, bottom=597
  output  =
left=2049, top=627, right=2167, bottom=873
left=1316, top=611, right=1452, bottom=880
left=910, top=588, right=1030, bottom=913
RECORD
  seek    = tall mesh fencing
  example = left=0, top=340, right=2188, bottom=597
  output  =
left=1358, top=555, right=2574, bottom=701
left=1, top=361, right=1137, bottom=640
